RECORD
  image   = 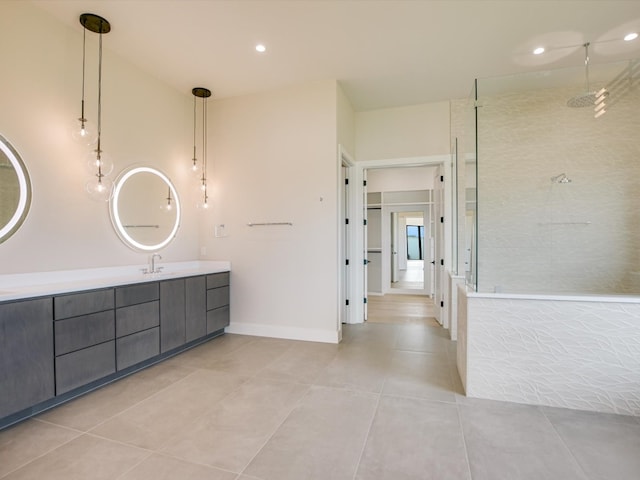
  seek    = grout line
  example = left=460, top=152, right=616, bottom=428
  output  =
left=0, top=421, right=83, bottom=479
left=540, top=408, right=591, bottom=480
left=236, top=384, right=314, bottom=476
left=351, top=389, right=382, bottom=480
left=455, top=403, right=475, bottom=480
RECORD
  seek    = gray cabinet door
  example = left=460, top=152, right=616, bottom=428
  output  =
left=207, top=305, right=230, bottom=334
left=116, top=327, right=160, bottom=370
left=116, top=301, right=159, bottom=337
left=185, top=276, right=206, bottom=342
left=206, top=272, right=230, bottom=289
left=55, top=310, right=115, bottom=356
left=0, top=298, right=55, bottom=418
left=115, top=283, right=159, bottom=308
left=207, top=286, right=230, bottom=310
left=55, top=341, right=115, bottom=395
left=160, top=278, right=186, bottom=353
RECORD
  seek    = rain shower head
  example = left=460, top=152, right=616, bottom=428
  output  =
left=567, top=43, right=596, bottom=108
left=551, top=173, right=572, bottom=183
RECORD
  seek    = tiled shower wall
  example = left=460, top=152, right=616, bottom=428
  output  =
left=475, top=83, right=640, bottom=294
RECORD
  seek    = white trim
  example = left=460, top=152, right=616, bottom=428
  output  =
left=354, top=154, right=453, bottom=325
left=225, top=322, right=340, bottom=344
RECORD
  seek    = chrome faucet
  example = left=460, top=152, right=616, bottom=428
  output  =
left=148, top=253, right=162, bottom=274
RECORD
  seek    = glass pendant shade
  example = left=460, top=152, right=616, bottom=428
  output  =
left=85, top=149, right=114, bottom=176
left=72, top=118, right=98, bottom=146
left=85, top=174, right=114, bottom=202
left=196, top=197, right=210, bottom=210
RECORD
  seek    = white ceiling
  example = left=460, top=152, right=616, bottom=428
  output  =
left=32, top=0, right=640, bottom=111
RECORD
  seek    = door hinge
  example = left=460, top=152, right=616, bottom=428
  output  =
left=440, top=301, right=444, bottom=308
left=363, top=219, right=367, bottom=226
left=346, top=299, right=350, bottom=306
left=363, top=180, right=367, bottom=187
left=440, top=259, right=444, bottom=266
left=364, top=258, right=368, bottom=265
left=440, top=216, right=444, bottom=223
left=345, top=218, right=349, bottom=225
left=440, top=175, right=444, bottom=182
left=345, top=178, right=349, bottom=185
left=364, top=297, right=368, bottom=304
left=345, top=259, right=350, bottom=266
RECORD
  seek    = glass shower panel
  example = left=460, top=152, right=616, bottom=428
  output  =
left=475, top=58, right=640, bottom=295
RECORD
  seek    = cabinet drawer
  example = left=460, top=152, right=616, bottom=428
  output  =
left=207, top=305, right=230, bottom=334
left=206, top=272, right=230, bottom=289
left=55, top=341, right=115, bottom=395
left=54, top=289, right=114, bottom=320
left=55, top=310, right=115, bottom=356
left=207, top=286, right=229, bottom=310
left=116, top=301, right=159, bottom=337
left=115, top=283, right=159, bottom=308
left=116, top=327, right=159, bottom=371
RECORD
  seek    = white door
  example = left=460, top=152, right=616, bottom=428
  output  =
left=391, top=212, right=399, bottom=283
left=433, top=166, right=445, bottom=325
left=340, top=165, right=349, bottom=334
left=362, top=169, right=368, bottom=321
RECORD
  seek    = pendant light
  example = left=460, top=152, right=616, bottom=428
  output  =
left=78, top=13, right=114, bottom=202
left=192, top=87, right=212, bottom=210
left=71, top=24, right=98, bottom=145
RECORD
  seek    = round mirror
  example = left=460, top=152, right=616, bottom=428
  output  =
left=110, top=166, right=181, bottom=252
left=0, top=134, right=31, bottom=244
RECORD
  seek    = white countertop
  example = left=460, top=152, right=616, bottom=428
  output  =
left=0, top=260, right=230, bottom=302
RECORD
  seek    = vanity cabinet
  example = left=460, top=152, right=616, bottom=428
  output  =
left=0, top=268, right=230, bottom=430
left=160, top=278, right=186, bottom=353
left=185, top=276, right=207, bottom=342
left=0, top=298, right=54, bottom=418
left=115, top=283, right=160, bottom=370
left=53, top=289, right=116, bottom=395
left=206, top=272, right=230, bottom=333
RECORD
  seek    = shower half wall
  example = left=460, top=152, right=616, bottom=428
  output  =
left=454, top=57, right=640, bottom=416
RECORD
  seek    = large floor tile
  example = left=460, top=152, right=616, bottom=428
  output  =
left=459, top=401, right=587, bottom=480
left=37, top=362, right=195, bottom=431
left=207, top=337, right=293, bottom=376
left=0, top=419, right=80, bottom=478
left=243, top=386, right=378, bottom=480
left=162, top=377, right=309, bottom=472
left=164, top=334, right=258, bottom=370
left=394, top=324, right=450, bottom=353
left=341, top=323, right=399, bottom=349
left=543, top=406, right=640, bottom=480
left=314, top=345, right=391, bottom=393
left=2, top=434, right=149, bottom=480
left=89, top=369, right=247, bottom=450
left=383, top=350, right=456, bottom=402
left=257, top=341, right=339, bottom=384
left=119, top=453, right=237, bottom=480
left=356, top=395, right=470, bottom=480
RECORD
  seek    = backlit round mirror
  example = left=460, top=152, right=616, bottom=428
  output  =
left=110, top=166, right=180, bottom=252
left=0, top=134, right=31, bottom=244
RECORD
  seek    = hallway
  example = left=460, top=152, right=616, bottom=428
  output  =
left=1, top=323, right=639, bottom=479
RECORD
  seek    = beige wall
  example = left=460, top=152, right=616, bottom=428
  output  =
left=355, top=101, right=450, bottom=161
left=202, top=80, right=340, bottom=341
left=0, top=2, right=198, bottom=274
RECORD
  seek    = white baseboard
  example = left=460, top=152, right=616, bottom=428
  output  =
left=224, top=322, right=340, bottom=344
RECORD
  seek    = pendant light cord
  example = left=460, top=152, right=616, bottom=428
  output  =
left=584, top=42, right=590, bottom=93
left=192, top=95, right=197, bottom=163
left=80, top=27, right=86, bottom=123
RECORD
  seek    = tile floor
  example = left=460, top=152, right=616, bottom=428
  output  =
left=1, top=321, right=640, bottom=479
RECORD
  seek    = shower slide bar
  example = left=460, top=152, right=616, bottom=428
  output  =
left=538, top=221, right=591, bottom=225
left=247, top=222, right=293, bottom=227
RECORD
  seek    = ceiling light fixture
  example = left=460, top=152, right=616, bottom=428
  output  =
left=192, top=87, right=212, bottom=210
left=79, top=13, right=114, bottom=202
left=533, top=47, right=545, bottom=55
left=256, top=44, right=266, bottom=53
left=624, top=32, right=638, bottom=42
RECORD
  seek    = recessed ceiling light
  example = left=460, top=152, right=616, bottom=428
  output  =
left=624, top=32, right=638, bottom=42
left=533, top=47, right=545, bottom=55
left=255, top=44, right=266, bottom=53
